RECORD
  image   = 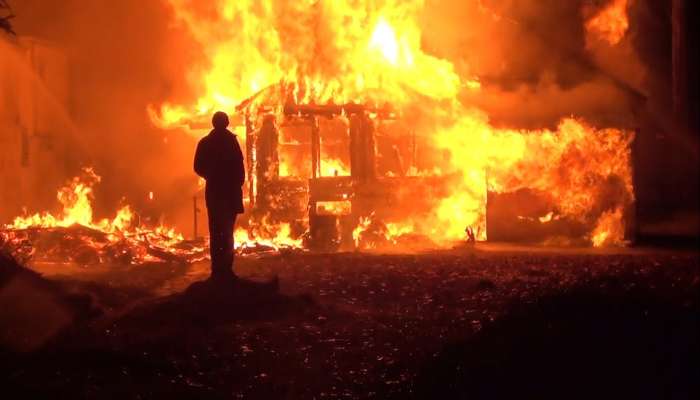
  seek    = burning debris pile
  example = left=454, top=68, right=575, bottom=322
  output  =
left=0, top=169, right=303, bottom=266
left=1, top=168, right=206, bottom=265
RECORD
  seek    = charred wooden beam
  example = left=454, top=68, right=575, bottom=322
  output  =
left=245, top=114, right=256, bottom=208
left=311, top=117, right=321, bottom=179
left=255, top=114, right=280, bottom=210
left=349, top=113, right=377, bottom=182
left=283, top=103, right=397, bottom=120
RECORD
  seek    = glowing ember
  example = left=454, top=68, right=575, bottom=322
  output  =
left=539, top=212, right=556, bottom=223
left=353, top=215, right=416, bottom=250
left=234, top=222, right=302, bottom=251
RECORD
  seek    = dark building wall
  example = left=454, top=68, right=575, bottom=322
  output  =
left=0, top=37, right=78, bottom=222
left=632, top=0, right=699, bottom=240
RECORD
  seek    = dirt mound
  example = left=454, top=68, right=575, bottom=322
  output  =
left=114, top=276, right=315, bottom=331
left=0, top=251, right=102, bottom=352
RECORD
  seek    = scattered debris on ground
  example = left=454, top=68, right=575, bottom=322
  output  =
left=1, top=248, right=698, bottom=398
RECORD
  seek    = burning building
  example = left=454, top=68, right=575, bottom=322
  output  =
left=148, top=0, right=638, bottom=250
left=2, top=0, right=698, bottom=260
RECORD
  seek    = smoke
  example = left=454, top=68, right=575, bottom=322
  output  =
left=6, top=0, right=202, bottom=226
left=420, top=0, right=655, bottom=129
left=0, top=37, right=83, bottom=220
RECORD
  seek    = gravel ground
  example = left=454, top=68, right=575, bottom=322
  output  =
left=1, top=246, right=698, bottom=399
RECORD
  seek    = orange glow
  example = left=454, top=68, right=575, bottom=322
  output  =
left=430, top=115, right=634, bottom=244
left=234, top=222, right=302, bottom=251
left=9, top=168, right=131, bottom=233
left=586, top=0, right=630, bottom=46
left=6, top=169, right=177, bottom=249
left=316, top=201, right=352, bottom=216
left=353, top=215, right=415, bottom=249
left=539, top=212, right=555, bottom=223
left=591, top=207, right=626, bottom=247
left=353, top=216, right=373, bottom=248
left=320, top=158, right=350, bottom=177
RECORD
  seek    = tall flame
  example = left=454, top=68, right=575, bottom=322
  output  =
left=151, top=0, right=460, bottom=127
left=151, top=1, right=635, bottom=247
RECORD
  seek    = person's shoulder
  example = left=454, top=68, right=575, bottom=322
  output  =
left=197, top=135, right=210, bottom=146
left=199, top=129, right=219, bottom=142
left=224, top=129, right=240, bottom=143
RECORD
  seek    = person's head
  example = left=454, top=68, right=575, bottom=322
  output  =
left=212, top=111, right=229, bottom=129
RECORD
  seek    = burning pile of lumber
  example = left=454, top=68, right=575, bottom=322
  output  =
left=0, top=224, right=208, bottom=266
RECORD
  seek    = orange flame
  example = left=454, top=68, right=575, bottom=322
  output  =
left=591, top=207, right=626, bottom=247
left=5, top=169, right=305, bottom=263
left=431, top=115, right=634, bottom=243
left=9, top=168, right=135, bottom=234
left=586, top=0, right=630, bottom=46
left=234, top=222, right=302, bottom=251
left=353, top=214, right=415, bottom=249
left=152, top=0, right=460, bottom=127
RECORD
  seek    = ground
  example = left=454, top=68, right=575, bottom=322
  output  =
left=1, top=245, right=698, bottom=399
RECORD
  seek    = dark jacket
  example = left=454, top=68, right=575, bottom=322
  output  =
left=194, top=128, right=245, bottom=213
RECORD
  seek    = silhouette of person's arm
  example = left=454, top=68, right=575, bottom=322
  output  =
left=194, top=140, right=209, bottom=180
left=233, top=137, right=245, bottom=187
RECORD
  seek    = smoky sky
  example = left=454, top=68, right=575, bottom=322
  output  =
left=9, top=0, right=201, bottom=218
left=421, top=0, right=670, bottom=129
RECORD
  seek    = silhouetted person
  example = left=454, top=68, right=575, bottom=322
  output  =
left=194, top=111, right=245, bottom=281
